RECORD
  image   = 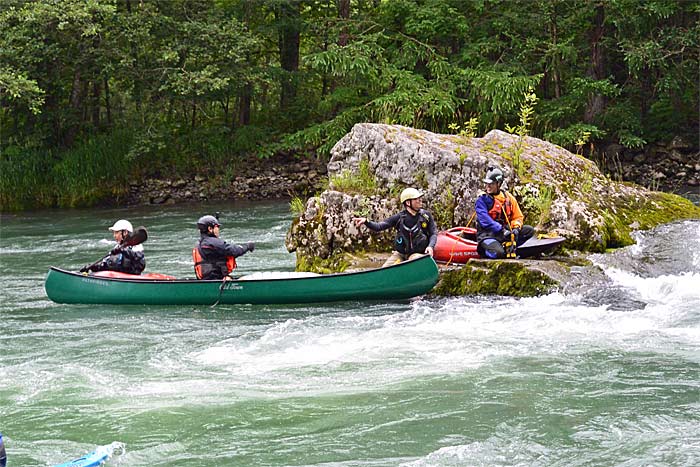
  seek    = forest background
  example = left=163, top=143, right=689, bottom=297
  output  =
left=1, top=0, right=698, bottom=211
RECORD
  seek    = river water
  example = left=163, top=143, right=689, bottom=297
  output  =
left=1, top=201, right=699, bottom=466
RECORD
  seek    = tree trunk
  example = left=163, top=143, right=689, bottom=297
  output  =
left=91, top=80, right=101, bottom=128
left=191, top=99, right=197, bottom=129
left=223, top=96, right=230, bottom=127
left=63, top=69, right=85, bottom=146
left=238, top=83, right=252, bottom=126
left=584, top=2, right=606, bottom=124
left=277, top=1, right=301, bottom=110
left=328, top=0, right=351, bottom=105
left=549, top=8, right=561, bottom=99
left=338, top=0, right=350, bottom=47
left=104, top=78, right=112, bottom=126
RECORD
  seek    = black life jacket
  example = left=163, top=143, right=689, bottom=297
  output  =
left=100, top=247, right=145, bottom=275
left=394, top=210, right=431, bottom=255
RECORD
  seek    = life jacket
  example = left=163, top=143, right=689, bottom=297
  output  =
left=487, top=191, right=514, bottom=226
left=192, top=244, right=236, bottom=280
left=100, top=247, right=145, bottom=275
left=394, top=210, right=431, bottom=255
left=120, top=248, right=146, bottom=275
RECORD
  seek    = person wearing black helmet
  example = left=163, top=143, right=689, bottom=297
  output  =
left=353, top=187, right=438, bottom=267
left=192, top=215, right=255, bottom=280
left=475, top=166, right=534, bottom=259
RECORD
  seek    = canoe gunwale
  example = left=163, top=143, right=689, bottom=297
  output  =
left=48, top=254, right=435, bottom=284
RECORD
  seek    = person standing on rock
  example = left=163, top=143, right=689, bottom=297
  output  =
left=475, top=166, right=534, bottom=259
left=193, top=215, right=255, bottom=280
left=353, top=188, right=438, bottom=267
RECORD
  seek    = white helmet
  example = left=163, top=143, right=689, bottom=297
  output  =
left=109, top=219, right=133, bottom=233
left=400, top=187, right=424, bottom=204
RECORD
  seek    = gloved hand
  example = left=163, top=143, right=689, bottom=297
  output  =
left=79, top=265, right=89, bottom=273
left=512, top=228, right=520, bottom=239
left=247, top=241, right=255, bottom=252
left=110, top=246, right=122, bottom=255
left=502, top=229, right=512, bottom=239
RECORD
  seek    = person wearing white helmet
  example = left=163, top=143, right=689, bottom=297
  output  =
left=475, top=166, right=534, bottom=259
left=353, top=187, right=438, bottom=267
left=80, top=219, right=146, bottom=274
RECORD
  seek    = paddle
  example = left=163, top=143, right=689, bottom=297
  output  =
left=79, top=227, right=148, bottom=273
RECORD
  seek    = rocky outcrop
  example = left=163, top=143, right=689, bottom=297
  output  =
left=286, top=123, right=700, bottom=278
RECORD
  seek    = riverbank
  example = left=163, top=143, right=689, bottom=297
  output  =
left=125, top=154, right=328, bottom=206
left=598, top=136, right=700, bottom=195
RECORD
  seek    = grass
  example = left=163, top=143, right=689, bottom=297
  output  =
left=329, top=158, right=378, bottom=196
left=0, top=124, right=255, bottom=211
left=1, top=129, right=135, bottom=210
left=533, top=185, right=554, bottom=227
left=289, top=196, right=305, bottom=215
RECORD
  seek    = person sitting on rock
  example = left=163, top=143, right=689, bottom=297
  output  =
left=193, top=215, right=255, bottom=280
left=475, top=166, right=534, bottom=259
left=353, top=187, right=438, bottom=267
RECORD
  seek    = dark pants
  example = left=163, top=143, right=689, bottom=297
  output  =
left=477, top=225, right=535, bottom=259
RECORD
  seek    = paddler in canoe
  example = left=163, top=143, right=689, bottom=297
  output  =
left=192, top=214, right=255, bottom=280
left=475, top=166, right=535, bottom=259
left=353, top=187, right=438, bottom=267
left=79, top=219, right=146, bottom=274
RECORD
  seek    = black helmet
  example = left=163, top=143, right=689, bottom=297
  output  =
left=483, top=166, right=504, bottom=184
left=197, top=215, right=220, bottom=233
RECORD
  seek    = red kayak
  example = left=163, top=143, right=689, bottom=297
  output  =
left=433, top=227, right=481, bottom=263
left=434, top=227, right=566, bottom=263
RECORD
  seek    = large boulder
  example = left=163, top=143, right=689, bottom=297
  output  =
left=286, top=123, right=700, bottom=273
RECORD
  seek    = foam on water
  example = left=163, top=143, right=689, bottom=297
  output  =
left=177, top=286, right=698, bottom=399
left=400, top=412, right=700, bottom=466
left=3, top=207, right=700, bottom=466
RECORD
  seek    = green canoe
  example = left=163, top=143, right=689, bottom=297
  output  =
left=44, top=255, right=439, bottom=305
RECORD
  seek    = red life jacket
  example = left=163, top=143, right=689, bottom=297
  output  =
left=192, top=246, right=236, bottom=280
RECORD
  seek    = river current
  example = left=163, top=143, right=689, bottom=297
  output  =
left=1, top=201, right=699, bottom=466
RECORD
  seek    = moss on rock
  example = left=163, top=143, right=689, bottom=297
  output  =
left=432, top=260, right=560, bottom=297
left=297, top=250, right=351, bottom=274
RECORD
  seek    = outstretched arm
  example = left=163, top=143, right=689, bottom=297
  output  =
left=353, top=213, right=400, bottom=232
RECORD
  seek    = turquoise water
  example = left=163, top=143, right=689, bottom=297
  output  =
left=1, top=201, right=699, bottom=466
